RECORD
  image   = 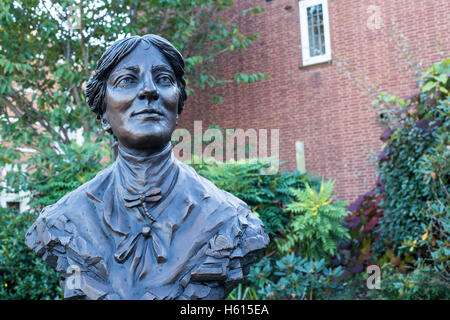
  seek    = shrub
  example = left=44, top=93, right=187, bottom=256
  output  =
left=336, top=58, right=450, bottom=299
left=343, top=187, right=384, bottom=269
left=228, top=178, right=351, bottom=300
left=196, top=159, right=352, bottom=300
left=342, top=184, right=413, bottom=269
left=0, top=207, right=62, bottom=299
left=27, top=140, right=106, bottom=211
left=278, top=180, right=351, bottom=260
left=375, top=59, right=449, bottom=255
left=247, top=254, right=345, bottom=300
left=368, top=261, right=450, bottom=300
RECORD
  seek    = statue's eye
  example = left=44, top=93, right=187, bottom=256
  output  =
left=157, top=75, right=173, bottom=85
left=116, top=76, right=134, bottom=87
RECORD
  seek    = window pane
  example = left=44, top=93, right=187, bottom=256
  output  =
left=307, top=4, right=325, bottom=57
left=7, top=201, right=20, bottom=211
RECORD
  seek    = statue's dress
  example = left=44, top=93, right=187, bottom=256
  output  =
left=25, top=143, right=269, bottom=300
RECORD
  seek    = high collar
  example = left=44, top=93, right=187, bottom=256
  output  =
left=115, top=142, right=178, bottom=197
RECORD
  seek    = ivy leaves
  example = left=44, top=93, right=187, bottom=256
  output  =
left=376, top=58, right=449, bottom=259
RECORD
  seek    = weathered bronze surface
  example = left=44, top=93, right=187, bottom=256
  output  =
left=25, top=34, right=269, bottom=300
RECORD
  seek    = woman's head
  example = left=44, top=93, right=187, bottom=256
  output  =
left=85, top=35, right=188, bottom=155
left=85, top=34, right=187, bottom=120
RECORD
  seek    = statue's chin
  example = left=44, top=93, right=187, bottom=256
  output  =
left=118, top=134, right=172, bottom=156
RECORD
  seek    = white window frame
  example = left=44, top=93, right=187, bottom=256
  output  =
left=299, top=0, right=332, bottom=66
left=0, top=164, right=30, bottom=213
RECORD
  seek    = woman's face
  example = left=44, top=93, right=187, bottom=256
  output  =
left=103, top=41, right=179, bottom=155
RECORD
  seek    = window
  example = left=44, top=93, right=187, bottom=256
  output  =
left=299, top=0, right=332, bottom=66
left=6, top=201, right=20, bottom=211
left=0, top=165, right=30, bottom=213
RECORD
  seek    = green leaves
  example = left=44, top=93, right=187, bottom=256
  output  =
left=421, top=80, right=437, bottom=93
left=368, top=262, right=450, bottom=300
left=0, top=207, right=62, bottom=299
left=420, top=59, right=450, bottom=97
left=247, top=254, right=345, bottom=300
left=241, top=6, right=264, bottom=17
left=376, top=58, right=449, bottom=261
left=234, top=72, right=269, bottom=84
left=279, top=179, right=351, bottom=260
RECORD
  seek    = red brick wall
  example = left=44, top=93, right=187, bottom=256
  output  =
left=178, top=0, right=450, bottom=202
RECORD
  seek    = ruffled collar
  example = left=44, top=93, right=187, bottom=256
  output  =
left=116, top=142, right=177, bottom=197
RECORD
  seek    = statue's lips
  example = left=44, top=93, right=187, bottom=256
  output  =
left=131, top=108, right=164, bottom=119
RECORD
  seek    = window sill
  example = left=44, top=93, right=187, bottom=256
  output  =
left=299, top=58, right=333, bottom=68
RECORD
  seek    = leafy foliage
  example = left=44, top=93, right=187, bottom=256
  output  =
left=344, top=188, right=384, bottom=266
left=27, top=139, right=106, bottom=210
left=277, top=180, right=351, bottom=260
left=0, top=207, right=62, bottom=299
left=221, top=176, right=351, bottom=300
left=226, top=283, right=259, bottom=300
left=247, top=254, right=344, bottom=300
left=340, top=186, right=415, bottom=276
left=368, top=262, right=450, bottom=300
left=375, top=58, right=449, bottom=256
left=333, top=57, right=450, bottom=299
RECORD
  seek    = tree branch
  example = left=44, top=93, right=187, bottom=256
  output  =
left=182, top=6, right=219, bottom=58
left=9, top=88, right=70, bottom=145
left=78, top=1, right=90, bottom=78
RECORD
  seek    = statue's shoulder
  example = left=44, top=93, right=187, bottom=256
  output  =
left=176, top=161, right=250, bottom=209
left=24, top=165, right=115, bottom=267
left=38, top=164, right=114, bottom=218
left=174, top=162, right=270, bottom=299
left=175, top=160, right=269, bottom=247
left=176, top=161, right=267, bottom=233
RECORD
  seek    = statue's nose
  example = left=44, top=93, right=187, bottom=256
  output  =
left=138, top=80, right=159, bottom=102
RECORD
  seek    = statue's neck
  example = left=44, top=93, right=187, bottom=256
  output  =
left=116, top=142, right=177, bottom=196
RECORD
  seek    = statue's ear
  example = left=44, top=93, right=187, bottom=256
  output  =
left=100, top=115, right=111, bottom=132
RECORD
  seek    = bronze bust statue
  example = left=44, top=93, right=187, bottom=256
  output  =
left=25, top=34, right=269, bottom=300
